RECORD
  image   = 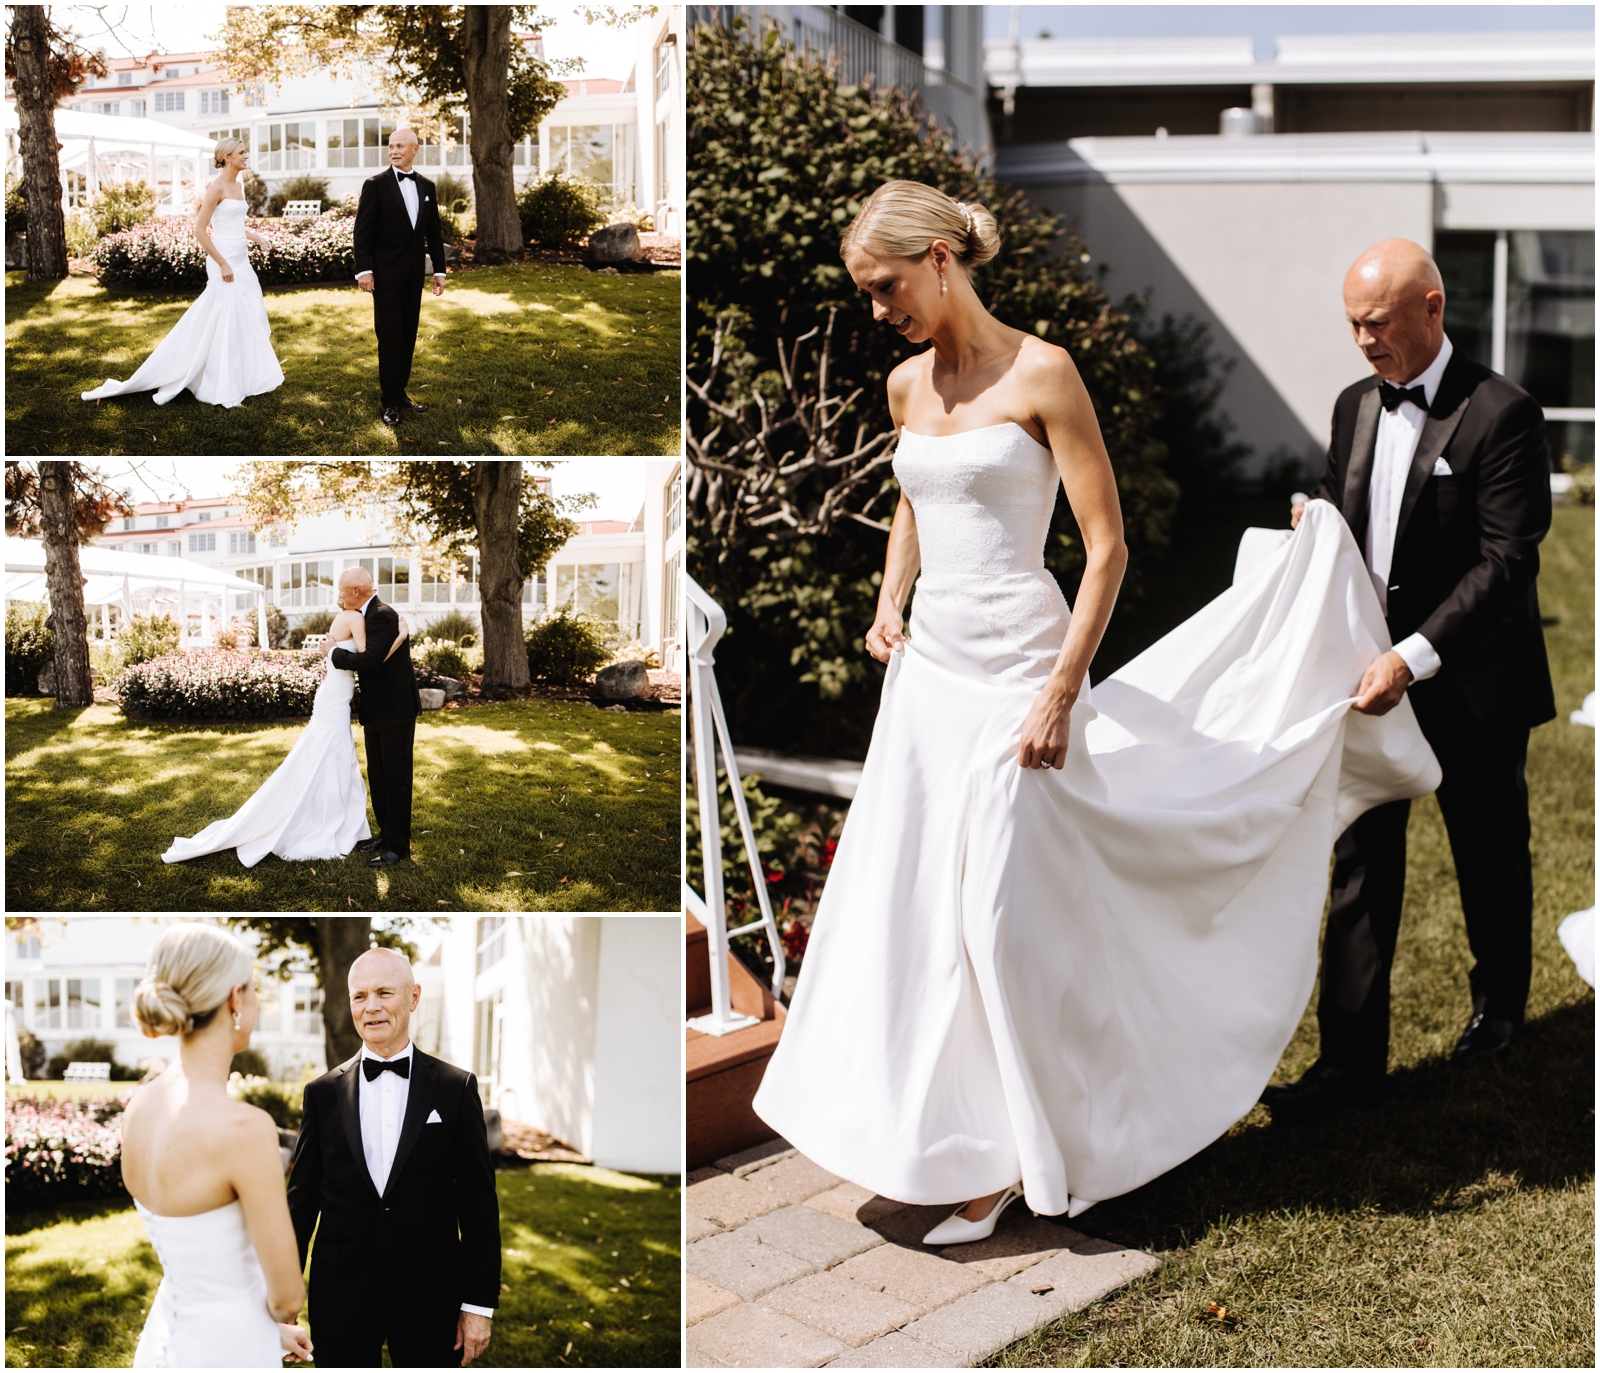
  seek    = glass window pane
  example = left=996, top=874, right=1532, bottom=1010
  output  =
left=1506, top=230, right=1595, bottom=410
left=1437, top=230, right=1497, bottom=373
left=551, top=127, right=571, bottom=174
left=392, top=559, right=409, bottom=603
left=569, top=124, right=613, bottom=192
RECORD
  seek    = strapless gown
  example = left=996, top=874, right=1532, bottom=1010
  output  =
left=162, top=666, right=370, bottom=867
left=132, top=1199, right=283, bottom=1367
left=81, top=197, right=284, bottom=409
left=752, top=422, right=1442, bottom=1218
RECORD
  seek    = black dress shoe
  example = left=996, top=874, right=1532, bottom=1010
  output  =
left=354, top=836, right=385, bottom=853
left=1260, top=1059, right=1384, bottom=1114
left=401, top=397, right=429, bottom=413
left=368, top=849, right=406, bottom=867
left=1453, top=1011, right=1514, bottom=1061
left=382, top=405, right=402, bottom=426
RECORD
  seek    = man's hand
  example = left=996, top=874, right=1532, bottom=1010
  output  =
left=1353, top=649, right=1413, bottom=716
left=359, top=274, right=375, bottom=293
left=454, top=1311, right=491, bottom=1366
left=1290, top=492, right=1310, bottom=530
left=433, top=275, right=445, bottom=297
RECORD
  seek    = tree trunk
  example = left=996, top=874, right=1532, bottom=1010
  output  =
left=461, top=6, right=522, bottom=264
left=11, top=7, right=69, bottom=281
left=314, top=917, right=371, bottom=1067
left=38, top=463, right=93, bottom=707
left=474, top=461, right=530, bottom=695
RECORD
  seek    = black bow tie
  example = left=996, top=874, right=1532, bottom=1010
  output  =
left=394, top=170, right=416, bottom=182
left=1378, top=381, right=1429, bottom=414
left=363, top=1056, right=410, bottom=1081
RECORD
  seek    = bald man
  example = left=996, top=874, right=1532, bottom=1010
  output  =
left=353, top=126, right=447, bottom=426
left=287, top=949, right=500, bottom=1366
left=1264, top=239, right=1555, bottom=1114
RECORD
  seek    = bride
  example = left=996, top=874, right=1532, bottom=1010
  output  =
left=162, top=609, right=408, bottom=867
left=81, top=137, right=285, bottom=409
left=751, top=181, right=1442, bottom=1243
left=121, top=923, right=313, bottom=1366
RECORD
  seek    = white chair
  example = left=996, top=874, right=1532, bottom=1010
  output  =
left=282, top=200, right=322, bottom=221
left=63, top=1061, right=111, bottom=1081
left=302, top=633, right=328, bottom=650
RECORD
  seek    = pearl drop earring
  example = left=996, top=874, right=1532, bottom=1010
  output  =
left=233, top=1011, right=241, bottom=1031
left=940, top=272, right=947, bottom=295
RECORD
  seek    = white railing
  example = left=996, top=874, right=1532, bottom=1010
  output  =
left=684, top=574, right=785, bottom=1036
left=791, top=7, right=980, bottom=98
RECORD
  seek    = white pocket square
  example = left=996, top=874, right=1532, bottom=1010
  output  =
left=1432, top=457, right=1452, bottom=476
left=426, top=1109, right=443, bottom=1124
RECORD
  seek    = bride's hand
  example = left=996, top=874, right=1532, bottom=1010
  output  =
left=385, top=616, right=411, bottom=661
left=864, top=606, right=906, bottom=663
left=219, top=260, right=235, bottom=282
left=278, top=1322, right=313, bottom=1362
left=1017, top=678, right=1076, bottom=770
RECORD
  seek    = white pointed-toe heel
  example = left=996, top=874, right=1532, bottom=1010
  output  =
left=921, top=1182, right=1027, bottom=1246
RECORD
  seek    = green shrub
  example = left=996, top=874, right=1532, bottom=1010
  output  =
left=64, top=207, right=99, bottom=259
left=88, top=179, right=158, bottom=238
left=418, top=638, right=471, bottom=680
left=433, top=171, right=473, bottom=213
left=230, top=1048, right=271, bottom=1078
left=229, top=1077, right=302, bottom=1130
left=242, top=169, right=269, bottom=216
left=16, top=1029, right=46, bottom=1079
left=608, top=202, right=655, bottom=232
left=439, top=205, right=476, bottom=245
left=265, top=603, right=290, bottom=648
left=120, top=613, right=179, bottom=668
left=525, top=608, right=611, bottom=683
left=6, top=600, right=53, bottom=696
left=287, top=608, right=335, bottom=650
left=427, top=609, right=480, bottom=647
left=266, top=173, right=333, bottom=217
left=518, top=173, right=607, bottom=248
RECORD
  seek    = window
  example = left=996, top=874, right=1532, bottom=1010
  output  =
left=327, top=117, right=362, bottom=169
left=200, top=89, right=229, bottom=115
left=281, top=560, right=334, bottom=607
left=5, top=980, right=22, bottom=1011
left=476, top=917, right=506, bottom=974
left=154, top=91, right=185, bottom=113
left=207, top=127, right=247, bottom=146
left=550, top=123, right=632, bottom=205
left=65, top=169, right=88, bottom=207
left=14, top=929, right=40, bottom=959
left=512, top=136, right=537, bottom=171
left=157, top=515, right=169, bottom=528
left=114, top=978, right=135, bottom=1029
left=93, top=101, right=120, bottom=116
left=555, top=562, right=639, bottom=633
left=198, top=511, right=212, bottom=522
left=135, top=541, right=157, bottom=555
left=131, top=100, right=146, bottom=118
left=664, top=550, right=681, bottom=642
left=229, top=531, right=256, bottom=555
left=456, top=553, right=478, bottom=604
left=364, top=117, right=396, bottom=168
left=293, top=983, right=323, bottom=1036
left=262, top=122, right=282, bottom=170
left=118, top=71, right=132, bottom=86
left=188, top=533, right=217, bottom=552
left=66, top=978, right=100, bottom=1030
left=168, top=541, right=181, bottom=556
left=473, top=988, right=502, bottom=1107
left=1438, top=229, right=1596, bottom=467
left=123, top=517, right=134, bottom=531
left=379, top=556, right=409, bottom=604
left=256, top=982, right=282, bottom=1034
left=285, top=120, right=316, bottom=169
left=664, top=468, right=682, bottom=540
left=33, top=979, right=62, bottom=1030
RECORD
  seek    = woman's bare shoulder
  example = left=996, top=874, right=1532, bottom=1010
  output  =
left=1014, top=332, right=1079, bottom=382
left=886, top=352, right=931, bottom=422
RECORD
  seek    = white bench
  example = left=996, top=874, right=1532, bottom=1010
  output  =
left=64, top=1061, right=111, bottom=1081
left=282, top=200, right=322, bottom=220
left=302, top=634, right=328, bottom=649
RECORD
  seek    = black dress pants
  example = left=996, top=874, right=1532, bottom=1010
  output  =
left=1317, top=683, right=1533, bottom=1077
left=307, top=1293, right=458, bottom=1368
left=363, top=717, right=415, bottom=858
left=373, top=283, right=423, bottom=406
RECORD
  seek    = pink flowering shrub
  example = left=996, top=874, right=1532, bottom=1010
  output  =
left=116, top=648, right=326, bottom=720
left=5, top=1096, right=130, bottom=1209
left=91, top=211, right=356, bottom=291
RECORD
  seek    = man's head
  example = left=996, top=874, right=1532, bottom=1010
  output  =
left=388, top=127, right=420, bottom=174
left=1343, top=238, right=1446, bottom=384
left=348, top=947, right=419, bottom=1057
left=337, top=566, right=374, bottom=612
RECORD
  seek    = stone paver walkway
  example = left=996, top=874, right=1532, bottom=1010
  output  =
left=684, top=1138, right=1161, bottom=1368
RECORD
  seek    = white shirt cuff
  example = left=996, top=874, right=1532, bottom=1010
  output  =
left=355, top=270, right=372, bottom=280
left=459, top=1303, right=494, bottom=1318
left=1392, top=632, right=1441, bottom=683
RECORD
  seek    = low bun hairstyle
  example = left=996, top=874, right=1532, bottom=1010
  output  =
left=839, top=181, right=1001, bottom=269
left=135, top=923, right=252, bottom=1039
left=213, top=136, right=245, bottom=169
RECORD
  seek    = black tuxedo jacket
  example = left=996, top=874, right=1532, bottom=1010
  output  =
left=286, top=1048, right=501, bottom=1315
left=330, top=596, right=421, bottom=725
left=352, top=167, right=447, bottom=291
left=1314, top=350, right=1556, bottom=728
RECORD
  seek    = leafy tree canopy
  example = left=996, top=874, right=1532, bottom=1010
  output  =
left=4, top=460, right=133, bottom=541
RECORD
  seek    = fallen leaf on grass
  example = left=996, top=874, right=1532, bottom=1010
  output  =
left=1415, top=1336, right=1435, bottom=1353
left=1201, top=1302, right=1239, bottom=1329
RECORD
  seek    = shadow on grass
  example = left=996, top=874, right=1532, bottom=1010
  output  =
left=1060, top=997, right=1595, bottom=1256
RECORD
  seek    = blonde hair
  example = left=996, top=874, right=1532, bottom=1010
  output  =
left=213, top=137, right=245, bottom=169
left=135, top=923, right=252, bottom=1039
left=839, top=181, right=1001, bottom=269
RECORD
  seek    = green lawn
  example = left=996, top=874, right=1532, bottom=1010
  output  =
left=4, top=264, right=680, bottom=456
left=5, top=699, right=680, bottom=912
left=5, top=1083, right=137, bottom=1103
left=3, top=1165, right=681, bottom=1368
left=991, top=505, right=1595, bottom=1367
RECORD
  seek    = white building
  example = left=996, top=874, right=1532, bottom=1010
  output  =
left=4, top=917, right=327, bottom=1081
left=986, top=27, right=1596, bottom=478
left=417, top=917, right=680, bottom=1174
left=86, top=460, right=685, bottom=668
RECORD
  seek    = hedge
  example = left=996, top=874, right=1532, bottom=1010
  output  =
left=90, top=211, right=357, bottom=291
left=115, top=648, right=326, bottom=719
left=4, top=1096, right=130, bottom=1211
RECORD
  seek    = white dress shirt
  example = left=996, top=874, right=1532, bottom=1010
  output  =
left=1365, top=334, right=1452, bottom=683
left=358, top=1041, right=493, bottom=1320
left=355, top=166, right=446, bottom=283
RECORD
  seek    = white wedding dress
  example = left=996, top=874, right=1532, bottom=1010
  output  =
left=132, top=1199, right=282, bottom=1367
left=81, top=197, right=284, bottom=409
left=162, top=664, right=370, bottom=867
left=752, top=423, right=1443, bottom=1219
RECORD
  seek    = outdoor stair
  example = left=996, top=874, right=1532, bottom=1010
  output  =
left=686, top=911, right=786, bottom=1170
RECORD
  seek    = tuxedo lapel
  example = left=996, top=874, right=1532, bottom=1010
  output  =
left=1342, top=385, right=1382, bottom=544
left=380, top=168, right=407, bottom=223
left=382, top=1048, right=438, bottom=1201
left=1394, top=358, right=1472, bottom=547
left=334, top=1055, right=379, bottom=1202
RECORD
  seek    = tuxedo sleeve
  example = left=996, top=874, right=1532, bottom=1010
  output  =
left=1416, top=392, right=1552, bottom=662
left=1313, top=396, right=1349, bottom=507
left=285, top=1081, right=324, bottom=1272
left=455, top=1072, right=502, bottom=1310
left=330, top=610, right=398, bottom=672
left=353, top=180, right=377, bottom=279
left=425, top=189, right=447, bottom=278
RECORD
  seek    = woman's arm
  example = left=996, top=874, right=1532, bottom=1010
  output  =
left=864, top=362, right=922, bottom=663
left=1016, top=340, right=1128, bottom=770
left=192, top=184, right=234, bottom=279
left=227, top=1106, right=307, bottom=1322
left=323, top=610, right=366, bottom=659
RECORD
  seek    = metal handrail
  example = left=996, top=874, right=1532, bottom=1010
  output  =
left=684, top=574, right=787, bottom=1036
